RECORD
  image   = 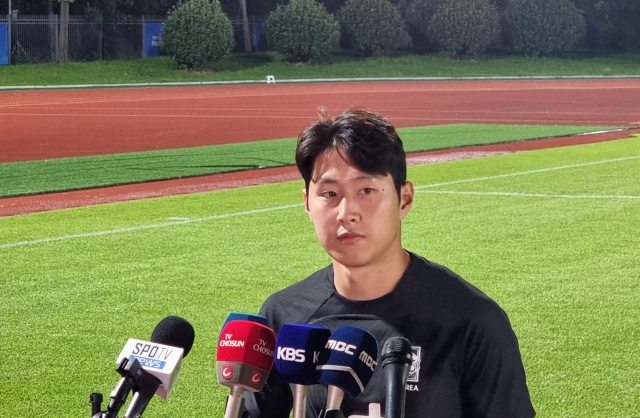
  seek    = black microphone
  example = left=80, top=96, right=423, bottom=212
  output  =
left=381, top=337, right=413, bottom=418
left=123, top=316, right=195, bottom=418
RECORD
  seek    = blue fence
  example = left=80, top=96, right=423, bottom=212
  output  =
left=0, top=22, right=8, bottom=65
left=142, top=22, right=163, bottom=57
left=1, top=16, right=267, bottom=64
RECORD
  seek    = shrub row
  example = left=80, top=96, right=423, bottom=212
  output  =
left=267, top=0, right=587, bottom=61
left=161, top=0, right=589, bottom=67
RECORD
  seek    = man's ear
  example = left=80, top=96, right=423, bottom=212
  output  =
left=303, top=188, right=311, bottom=218
left=399, top=181, right=414, bottom=220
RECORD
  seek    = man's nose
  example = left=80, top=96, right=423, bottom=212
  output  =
left=336, top=196, right=361, bottom=223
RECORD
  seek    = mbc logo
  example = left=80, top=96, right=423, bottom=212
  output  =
left=325, top=340, right=357, bottom=355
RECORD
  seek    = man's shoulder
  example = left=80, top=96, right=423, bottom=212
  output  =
left=404, top=253, right=505, bottom=319
left=260, top=265, right=334, bottom=329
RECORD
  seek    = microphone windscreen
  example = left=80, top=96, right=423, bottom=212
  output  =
left=381, top=337, right=413, bottom=367
left=275, top=323, right=331, bottom=385
left=217, top=320, right=276, bottom=372
left=150, top=316, right=195, bottom=358
left=317, top=325, right=378, bottom=398
left=222, top=312, right=269, bottom=330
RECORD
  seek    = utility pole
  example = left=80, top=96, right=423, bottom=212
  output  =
left=240, top=0, right=251, bottom=53
left=7, top=0, right=11, bottom=64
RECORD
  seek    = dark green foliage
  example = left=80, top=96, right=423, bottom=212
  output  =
left=162, top=0, right=235, bottom=69
left=427, top=0, right=500, bottom=57
left=398, top=0, right=445, bottom=51
left=265, top=0, right=340, bottom=63
left=577, top=0, right=640, bottom=52
left=337, top=0, right=412, bottom=56
left=506, top=0, right=586, bottom=56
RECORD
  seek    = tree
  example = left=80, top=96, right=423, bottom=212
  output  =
left=162, top=0, right=234, bottom=69
left=506, top=0, right=586, bottom=56
left=337, top=0, right=411, bottom=56
left=428, top=0, right=500, bottom=58
left=265, top=0, right=340, bottom=62
left=573, top=0, right=640, bottom=51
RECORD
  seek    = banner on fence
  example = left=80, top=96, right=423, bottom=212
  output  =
left=0, top=23, right=8, bottom=65
left=143, top=22, right=163, bottom=57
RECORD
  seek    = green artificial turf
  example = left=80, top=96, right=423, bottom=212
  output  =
left=1, top=53, right=640, bottom=87
left=0, top=136, right=639, bottom=417
left=0, top=124, right=621, bottom=197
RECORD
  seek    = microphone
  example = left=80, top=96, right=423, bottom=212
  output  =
left=96, top=316, right=195, bottom=418
left=381, top=337, right=413, bottom=418
left=274, top=323, right=331, bottom=418
left=119, top=316, right=195, bottom=418
left=221, top=312, right=269, bottom=329
left=316, top=326, right=378, bottom=416
left=217, top=319, right=276, bottom=418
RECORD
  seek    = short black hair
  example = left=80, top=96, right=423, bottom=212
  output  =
left=296, top=108, right=407, bottom=195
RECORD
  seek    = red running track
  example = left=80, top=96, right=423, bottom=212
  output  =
left=1, top=79, right=640, bottom=163
left=1, top=79, right=640, bottom=216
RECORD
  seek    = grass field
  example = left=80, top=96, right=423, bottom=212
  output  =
left=0, top=124, right=619, bottom=198
left=1, top=53, right=640, bottom=87
left=1, top=136, right=638, bottom=417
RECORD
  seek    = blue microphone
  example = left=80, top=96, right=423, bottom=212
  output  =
left=221, top=312, right=269, bottom=330
left=275, top=324, right=331, bottom=418
left=316, top=326, right=378, bottom=414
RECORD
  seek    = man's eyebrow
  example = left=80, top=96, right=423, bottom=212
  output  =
left=313, top=175, right=378, bottom=185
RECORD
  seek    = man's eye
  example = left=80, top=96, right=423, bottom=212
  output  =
left=322, top=191, right=337, bottom=197
left=362, top=188, right=373, bottom=194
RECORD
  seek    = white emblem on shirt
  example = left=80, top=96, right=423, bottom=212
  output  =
left=406, top=346, right=421, bottom=383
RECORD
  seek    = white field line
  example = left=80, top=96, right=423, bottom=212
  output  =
left=1, top=74, right=640, bottom=92
left=2, top=155, right=639, bottom=250
left=0, top=203, right=302, bottom=250
left=416, top=190, right=640, bottom=199
left=414, top=155, right=640, bottom=190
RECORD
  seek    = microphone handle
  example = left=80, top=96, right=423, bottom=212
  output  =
left=384, top=363, right=410, bottom=418
left=224, top=385, right=245, bottom=418
left=124, top=391, right=153, bottom=418
left=104, top=375, right=136, bottom=418
left=292, top=384, right=308, bottom=418
left=325, top=385, right=344, bottom=412
left=123, top=370, right=162, bottom=418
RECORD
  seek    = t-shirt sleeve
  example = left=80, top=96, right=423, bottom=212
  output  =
left=460, top=305, right=536, bottom=418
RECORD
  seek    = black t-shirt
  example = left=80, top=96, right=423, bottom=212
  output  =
left=244, top=253, right=535, bottom=418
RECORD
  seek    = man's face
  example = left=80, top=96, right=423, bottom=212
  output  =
left=303, top=147, right=413, bottom=268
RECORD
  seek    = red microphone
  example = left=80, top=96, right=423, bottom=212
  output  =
left=217, top=319, right=276, bottom=418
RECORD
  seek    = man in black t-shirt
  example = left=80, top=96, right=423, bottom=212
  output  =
left=244, top=109, right=535, bottom=418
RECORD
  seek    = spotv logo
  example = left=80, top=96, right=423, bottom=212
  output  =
left=130, top=355, right=167, bottom=370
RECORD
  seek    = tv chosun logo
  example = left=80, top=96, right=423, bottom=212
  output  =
left=407, top=346, right=421, bottom=383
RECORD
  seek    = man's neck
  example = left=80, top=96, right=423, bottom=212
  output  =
left=332, top=249, right=410, bottom=301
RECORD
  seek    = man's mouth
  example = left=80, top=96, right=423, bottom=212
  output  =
left=337, top=232, right=364, bottom=244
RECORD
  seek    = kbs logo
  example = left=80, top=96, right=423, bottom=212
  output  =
left=221, top=365, right=233, bottom=380
left=277, top=347, right=322, bottom=363
left=325, top=340, right=356, bottom=355
left=277, top=347, right=305, bottom=362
